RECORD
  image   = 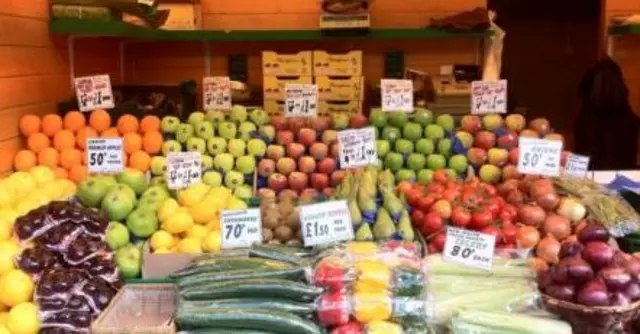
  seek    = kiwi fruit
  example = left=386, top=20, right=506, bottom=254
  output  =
left=274, top=225, right=293, bottom=242
left=262, top=228, right=273, bottom=242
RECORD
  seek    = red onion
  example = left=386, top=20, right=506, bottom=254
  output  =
left=506, top=189, right=525, bottom=205
left=577, top=279, right=610, bottom=306
left=578, top=223, right=610, bottom=244
left=625, top=282, right=640, bottom=301
left=518, top=204, right=546, bottom=227
left=552, top=256, right=594, bottom=284
left=609, top=292, right=631, bottom=306
left=599, top=266, right=632, bottom=291
left=622, top=256, right=640, bottom=280
left=582, top=241, right=614, bottom=269
left=537, top=193, right=560, bottom=211
left=545, top=284, right=576, bottom=302
left=537, top=269, right=553, bottom=290
left=559, top=241, right=584, bottom=259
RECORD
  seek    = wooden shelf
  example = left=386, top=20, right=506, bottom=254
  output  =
left=609, top=25, right=640, bottom=36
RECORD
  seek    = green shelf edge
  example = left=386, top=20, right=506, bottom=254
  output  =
left=609, top=25, right=640, bottom=36
left=50, top=19, right=491, bottom=41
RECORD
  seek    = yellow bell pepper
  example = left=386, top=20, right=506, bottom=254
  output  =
left=347, top=241, right=379, bottom=257
left=356, top=260, right=391, bottom=291
left=353, top=291, right=392, bottom=323
left=367, top=320, right=403, bottom=334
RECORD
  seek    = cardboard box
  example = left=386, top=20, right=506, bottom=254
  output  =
left=263, top=76, right=313, bottom=100
left=316, top=75, right=363, bottom=100
left=313, top=50, right=362, bottom=76
left=263, top=99, right=286, bottom=116
left=318, top=100, right=361, bottom=116
left=262, top=51, right=313, bottom=76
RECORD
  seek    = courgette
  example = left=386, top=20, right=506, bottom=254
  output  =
left=171, top=258, right=293, bottom=279
left=180, top=279, right=324, bottom=302
left=179, top=329, right=277, bottom=334
left=176, top=308, right=324, bottom=334
left=249, top=247, right=306, bottom=265
left=177, top=266, right=310, bottom=289
left=179, top=298, right=317, bottom=316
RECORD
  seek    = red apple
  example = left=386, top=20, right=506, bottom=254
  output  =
left=349, top=114, right=369, bottom=129
left=487, top=148, right=509, bottom=167
left=266, top=145, right=285, bottom=160
left=300, top=188, right=319, bottom=201
left=310, top=173, right=329, bottom=190
left=276, top=157, right=296, bottom=175
left=257, top=159, right=276, bottom=178
left=505, top=114, right=526, bottom=132
left=311, top=116, right=331, bottom=132
left=317, top=157, right=337, bottom=175
left=460, top=115, right=482, bottom=134
left=288, top=118, right=308, bottom=135
left=508, top=147, right=519, bottom=164
left=330, top=143, right=340, bottom=159
left=271, top=116, right=288, bottom=131
left=268, top=173, right=288, bottom=191
left=497, top=131, right=518, bottom=150
left=529, top=118, right=551, bottom=136
left=276, top=130, right=294, bottom=146
left=298, top=156, right=317, bottom=174
left=322, top=187, right=334, bottom=198
left=309, top=142, right=329, bottom=160
left=520, top=129, right=539, bottom=138
left=288, top=172, right=309, bottom=191
left=330, top=170, right=346, bottom=187
left=467, top=147, right=488, bottom=168
left=297, top=128, right=317, bottom=147
left=286, top=142, right=305, bottom=159
left=474, top=131, right=496, bottom=150
left=322, top=130, right=338, bottom=146
left=502, top=164, right=521, bottom=180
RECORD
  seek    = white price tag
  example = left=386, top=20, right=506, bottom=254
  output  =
left=285, top=84, right=318, bottom=117
left=337, top=127, right=377, bottom=169
left=564, top=153, right=590, bottom=178
left=221, top=208, right=262, bottom=249
left=203, top=76, right=232, bottom=111
left=300, top=200, right=353, bottom=247
left=471, top=80, right=507, bottom=114
left=166, top=152, right=202, bottom=190
left=381, top=79, right=413, bottom=112
left=443, top=226, right=495, bottom=270
left=517, top=137, right=563, bottom=177
left=86, top=138, right=124, bottom=174
left=74, top=74, right=115, bottom=112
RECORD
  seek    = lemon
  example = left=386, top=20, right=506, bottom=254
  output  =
left=0, top=184, right=13, bottom=209
left=0, top=324, right=8, bottom=334
left=29, top=166, right=55, bottom=185
left=202, top=230, right=222, bottom=253
left=9, top=172, right=35, bottom=199
left=0, top=218, right=12, bottom=242
left=203, top=187, right=232, bottom=207
left=55, top=179, right=77, bottom=200
left=205, top=216, right=221, bottom=231
left=162, top=208, right=194, bottom=234
left=0, top=311, right=7, bottom=324
left=177, top=237, right=202, bottom=254
left=154, top=248, right=171, bottom=254
left=6, top=302, right=39, bottom=334
left=0, top=210, right=17, bottom=226
left=0, top=304, right=5, bottom=312
left=157, top=198, right=179, bottom=223
left=228, top=197, right=248, bottom=210
left=0, top=242, right=19, bottom=275
left=188, top=202, right=218, bottom=225
left=177, top=182, right=210, bottom=207
left=186, top=225, right=208, bottom=240
left=149, top=231, right=175, bottom=251
left=0, top=270, right=34, bottom=307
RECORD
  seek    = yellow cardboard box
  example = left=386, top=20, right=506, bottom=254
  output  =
left=262, top=51, right=313, bottom=76
left=313, top=50, right=362, bottom=76
left=263, top=76, right=313, bottom=100
left=318, top=100, right=361, bottom=116
left=263, top=100, right=286, bottom=116
left=316, top=75, right=363, bottom=101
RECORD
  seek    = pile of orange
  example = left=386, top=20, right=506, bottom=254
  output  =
left=15, top=110, right=163, bottom=183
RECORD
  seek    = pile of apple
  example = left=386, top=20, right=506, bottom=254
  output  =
left=369, top=108, right=469, bottom=184
left=455, top=114, right=568, bottom=184
left=154, top=105, right=271, bottom=194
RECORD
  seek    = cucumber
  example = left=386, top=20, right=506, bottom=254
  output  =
left=176, top=307, right=324, bottom=334
left=177, top=266, right=309, bottom=289
left=249, top=246, right=307, bottom=265
left=179, top=330, right=277, bottom=334
left=179, top=298, right=316, bottom=316
left=180, top=279, right=324, bottom=302
left=171, top=258, right=293, bottom=279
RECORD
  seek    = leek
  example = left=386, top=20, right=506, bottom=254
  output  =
left=452, top=310, right=572, bottom=334
left=427, top=254, right=535, bottom=278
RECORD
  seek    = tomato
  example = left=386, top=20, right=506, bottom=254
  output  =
left=501, top=225, right=518, bottom=244
left=481, top=183, right=498, bottom=197
left=426, top=183, right=445, bottom=195
left=406, top=188, right=423, bottom=208
left=417, top=196, right=436, bottom=212
left=480, top=226, right=502, bottom=245
left=484, top=199, right=501, bottom=216
left=421, top=212, right=444, bottom=236
left=432, top=200, right=452, bottom=219
left=451, top=206, right=471, bottom=227
left=499, top=204, right=518, bottom=222
left=410, top=209, right=425, bottom=227
left=470, top=209, right=494, bottom=229
left=501, top=242, right=516, bottom=249
left=446, top=180, right=460, bottom=191
left=427, top=243, right=439, bottom=254
left=432, top=170, right=449, bottom=184
left=431, top=232, right=447, bottom=252
left=442, top=188, right=460, bottom=203
left=396, top=181, right=413, bottom=195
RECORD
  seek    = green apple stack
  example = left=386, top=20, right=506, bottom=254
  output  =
left=369, top=107, right=468, bottom=184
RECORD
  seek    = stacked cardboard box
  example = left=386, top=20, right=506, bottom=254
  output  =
left=427, top=75, right=472, bottom=121
left=262, top=51, right=313, bottom=116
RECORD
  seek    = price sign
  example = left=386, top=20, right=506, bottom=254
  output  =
left=300, top=200, right=353, bottom=247
left=86, top=138, right=124, bottom=174
left=564, top=153, right=590, bottom=178
left=166, top=152, right=202, bottom=189
left=285, top=84, right=318, bottom=117
left=74, top=74, right=115, bottom=112
left=517, top=137, right=563, bottom=177
left=471, top=80, right=507, bottom=114
left=337, top=127, right=377, bottom=169
left=443, top=226, right=496, bottom=270
left=203, top=76, right=231, bottom=111
left=381, top=79, right=413, bottom=112
left=221, top=208, right=262, bottom=249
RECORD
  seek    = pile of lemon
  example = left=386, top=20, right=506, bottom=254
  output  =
left=148, top=182, right=249, bottom=254
left=0, top=166, right=76, bottom=333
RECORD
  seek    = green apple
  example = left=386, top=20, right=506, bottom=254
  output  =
left=109, top=184, right=136, bottom=203
left=214, top=153, right=235, bottom=172
left=194, top=121, right=214, bottom=139
left=224, top=170, right=245, bottom=189
left=115, top=244, right=142, bottom=279
left=230, top=105, right=248, bottom=123
left=388, top=112, right=408, bottom=128
left=176, top=123, right=195, bottom=143
left=101, top=189, right=135, bottom=221
left=126, top=208, right=159, bottom=237
left=258, top=125, right=276, bottom=142
left=376, top=140, right=390, bottom=158
left=417, top=169, right=433, bottom=184
left=436, top=114, right=455, bottom=132
left=203, top=170, right=222, bottom=187
left=205, top=110, right=225, bottom=126
left=395, top=169, right=416, bottom=182
left=201, top=155, right=213, bottom=171
left=77, top=177, right=111, bottom=208
left=162, top=140, right=182, bottom=156
left=384, top=152, right=404, bottom=172
left=160, top=116, right=180, bottom=134
left=188, top=111, right=206, bottom=127
left=141, top=185, right=169, bottom=202
left=105, top=221, right=130, bottom=250
left=448, top=154, right=469, bottom=175
left=136, top=196, right=164, bottom=213
left=218, top=121, right=237, bottom=140
left=186, top=137, right=207, bottom=154
left=238, top=122, right=257, bottom=141
left=415, top=138, right=435, bottom=155
left=150, top=156, right=167, bottom=176
left=150, top=176, right=167, bottom=187
left=98, top=175, right=118, bottom=190
left=412, top=108, right=433, bottom=126
left=426, top=154, right=447, bottom=170
left=369, top=109, right=387, bottom=128
left=394, top=139, right=414, bottom=155
left=207, top=137, right=227, bottom=155
left=424, top=124, right=445, bottom=140
left=249, top=108, right=269, bottom=126
left=381, top=126, right=401, bottom=144
left=406, top=153, right=426, bottom=171
left=437, top=138, right=452, bottom=157
left=247, top=139, right=267, bottom=157
left=234, top=184, right=254, bottom=200
left=332, top=113, right=349, bottom=130
left=445, top=168, right=458, bottom=179
left=228, top=139, right=246, bottom=158
left=236, top=155, right=256, bottom=174
left=402, top=122, right=423, bottom=141
left=116, top=168, right=148, bottom=195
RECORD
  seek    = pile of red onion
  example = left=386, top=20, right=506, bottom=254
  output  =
left=538, top=223, right=640, bottom=307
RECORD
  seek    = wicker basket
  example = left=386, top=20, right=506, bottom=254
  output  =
left=542, top=294, right=640, bottom=334
left=92, top=284, right=177, bottom=334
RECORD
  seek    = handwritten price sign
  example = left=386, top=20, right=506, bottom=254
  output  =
left=443, top=226, right=496, bottom=270
left=337, top=127, right=378, bottom=169
left=74, top=75, right=115, bottom=112
left=300, top=200, right=353, bottom=247
left=166, top=152, right=202, bottom=190
left=471, top=80, right=507, bottom=114
left=203, top=76, right=232, bottom=111
left=285, top=84, right=318, bottom=117
left=86, top=138, right=124, bottom=174
left=518, top=137, right=563, bottom=177
left=564, top=153, right=590, bottom=178
left=381, top=79, right=413, bottom=112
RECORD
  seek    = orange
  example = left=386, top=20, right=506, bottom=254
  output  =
left=41, top=114, right=63, bottom=137
left=140, top=115, right=160, bottom=133
left=63, top=111, right=86, bottom=132
left=117, top=114, right=139, bottom=135
left=54, top=167, right=68, bottom=179
left=129, top=150, right=150, bottom=172
left=123, top=133, right=142, bottom=154
left=14, top=150, right=37, bottom=171
left=19, top=114, right=41, bottom=137
left=101, top=127, right=119, bottom=138
left=60, top=148, right=82, bottom=169
left=68, top=165, right=88, bottom=183
left=37, top=147, right=59, bottom=168
left=142, top=131, right=162, bottom=154
left=53, top=130, right=75, bottom=151
left=89, top=109, right=111, bottom=132
left=76, top=127, right=98, bottom=149
left=27, top=133, right=50, bottom=153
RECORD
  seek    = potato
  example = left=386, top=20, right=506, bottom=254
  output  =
left=274, top=225, right=294, bottom=242
left=262, top=228, right=273, bottom=242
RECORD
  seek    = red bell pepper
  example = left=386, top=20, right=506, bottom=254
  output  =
left=331, top=321, right=364, bottom=334
left=317, top=290, right=351, bottom=326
